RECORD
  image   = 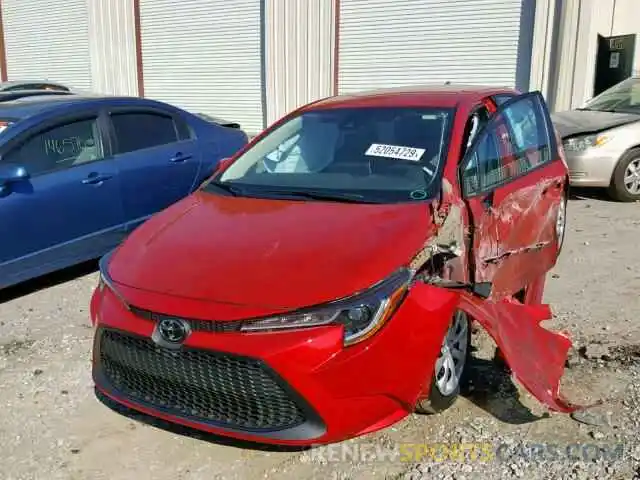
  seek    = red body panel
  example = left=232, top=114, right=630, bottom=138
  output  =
left=458, top=292, right=580, bottom=413
left=108, top=192, right=432, bottom=312
left=90, top=85, right=579, bottom=446
left=92, top=283, right=458, bottom=445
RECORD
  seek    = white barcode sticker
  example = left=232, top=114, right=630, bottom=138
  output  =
left=364, top=143, right=425, bottom=161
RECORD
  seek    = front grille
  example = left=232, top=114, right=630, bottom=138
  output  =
left=96, top=329, right=307, bottom=431
left=129, top=305, right=244, bottom=333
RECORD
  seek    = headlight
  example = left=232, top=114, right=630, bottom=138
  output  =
left=97, top=249, right=129, bottom=309
left=240, top=269, right=412, bottom=346
left=563, top=133, right=611, bottom=152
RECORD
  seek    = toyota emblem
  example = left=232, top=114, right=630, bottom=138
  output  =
left=157, top=317, right=189, bottom=344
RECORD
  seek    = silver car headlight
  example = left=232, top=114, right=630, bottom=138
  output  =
left=240, top=269, right=412, bottom=346
left=563, top=133, right=611, bottom=152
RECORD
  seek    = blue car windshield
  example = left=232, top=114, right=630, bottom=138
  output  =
left=211, top=106, right=455, bottom=203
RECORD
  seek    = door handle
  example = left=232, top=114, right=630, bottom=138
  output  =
left=169, top=152, right=192, bottom=163
left=82, top=173, right=112, bottom=185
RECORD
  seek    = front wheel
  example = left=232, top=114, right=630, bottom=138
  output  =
left=415, top=310, right=471, bottom=414
left=555, top=192, right=567, bottom=254
left=607, top=149, right=640, bottom=202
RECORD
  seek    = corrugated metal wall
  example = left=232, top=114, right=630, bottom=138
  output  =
left=338, top=0, right=526, bottom=93
left=264, top=0, right=336, bottom=127
left=88, top=0, right=139, bottom=96
left=138, top=0, right=264, bottom=134
left=2, top=0, right=92, bottom=89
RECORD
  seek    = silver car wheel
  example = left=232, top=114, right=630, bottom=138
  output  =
left=434, top=311, right=469, bottom=396
left=556, top=195, right=566, bottom=247
left=623, top=158, right=640, bottom=195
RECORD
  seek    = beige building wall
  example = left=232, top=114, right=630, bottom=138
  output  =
left=529, top=0, right=560, bottom=100
left=547, top=0, right=640, bottom=113
left=264, top=0, right=336, bottom=128
left=88, top=0, right=139, bottom=96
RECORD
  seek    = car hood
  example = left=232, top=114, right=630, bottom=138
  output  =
left=109, top=191, right=433, bottom=310
left=551, top=109, right=640, bottom=138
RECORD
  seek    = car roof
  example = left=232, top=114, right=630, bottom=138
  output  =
left=0, top=89, right=73, bottom=101
left=0, top=94, right=167, bottom=120
left=308, top=84, right=519, bottom=110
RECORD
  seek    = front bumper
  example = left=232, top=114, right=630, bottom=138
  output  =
left=90, top=282, right=457, bottom=446
left=564, top=149, right=618, bottom=187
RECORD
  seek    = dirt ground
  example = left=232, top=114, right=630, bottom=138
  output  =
left=1, top=189, right=639, bottom=480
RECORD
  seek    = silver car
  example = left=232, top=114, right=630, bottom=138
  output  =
left=552, top=76, right=640, bottom=202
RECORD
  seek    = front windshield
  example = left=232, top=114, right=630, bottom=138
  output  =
left=584, top=76, right=640, bottom=114
left=211, top=106, right=454, bottom=203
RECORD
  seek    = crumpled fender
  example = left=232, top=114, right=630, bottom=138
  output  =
left=407, top=280, right=586, bottom=413
left=457, top=292, right=587, bottom=413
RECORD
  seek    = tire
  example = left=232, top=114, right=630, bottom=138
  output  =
left=555, top=192, right=567, bottom=255
left=607, top=148, right=640, bottom=202
left=415, top=310, right=471, bottom=414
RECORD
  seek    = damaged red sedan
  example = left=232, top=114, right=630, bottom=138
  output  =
left=90, top=85, right=573, bottom=446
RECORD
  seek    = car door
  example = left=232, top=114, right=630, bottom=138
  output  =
left=459, top=92, right=566, bottom=300
left=0, top=112, right=125, bottom=285
left=106, top=108, right=202, bottom=231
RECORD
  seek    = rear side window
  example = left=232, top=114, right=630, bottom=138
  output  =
left=111, top=112, right=179, bottom=154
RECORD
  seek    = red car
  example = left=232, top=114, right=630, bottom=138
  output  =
left=90, top=85, right=576, bottom=446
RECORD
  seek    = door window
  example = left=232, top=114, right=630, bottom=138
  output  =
left=3, top=118, right=102, bottom=176
left=111, top=112, right=179, bottom=154
left=493, top=94, right=515, bottom=106
left=461, top=93, right=552, bottom=196
left=462, top=127, right=503, bottom=194
left=502, top=96, right=549, bottom=171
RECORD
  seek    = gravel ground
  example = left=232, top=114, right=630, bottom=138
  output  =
left=0, top=189, right=639, bottom=480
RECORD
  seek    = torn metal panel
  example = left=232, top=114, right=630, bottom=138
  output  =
left=409, top=180, right=470, bottom=284
left=473, top=177, right=564, bottom=300
left=457, top=291, right=588, bottom=413
left=483, top=241, right=550, bottom=264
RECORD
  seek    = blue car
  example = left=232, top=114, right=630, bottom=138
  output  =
left=0, top=95, right=248, bottom=289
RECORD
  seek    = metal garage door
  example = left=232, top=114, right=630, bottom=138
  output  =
left=338, top=0, right=526, bottom=93
left=2, top=0, right=92, bottom=90
left=139, top=0, right=264, bottom=135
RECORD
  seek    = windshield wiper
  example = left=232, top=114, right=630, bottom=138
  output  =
left=248, top=188, right=376, bottom=203
left=204, top=180, right=244, bottom=196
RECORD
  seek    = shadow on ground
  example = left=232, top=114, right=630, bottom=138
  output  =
left=0, top=260, right=98, bottom=304
left=568, top=187, right=614, bottom=202
left=460, top=346, right=549, bottom=425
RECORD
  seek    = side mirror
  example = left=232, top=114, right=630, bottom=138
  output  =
left=0, top=162, right=29, bottom=184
